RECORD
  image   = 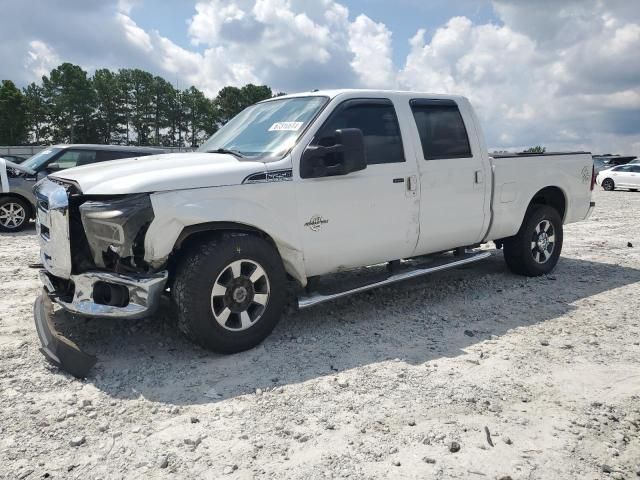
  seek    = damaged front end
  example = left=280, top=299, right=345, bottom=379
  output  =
left=79, top=194, right=154, bottom=273
left=33, top=178, right=169, bottom=377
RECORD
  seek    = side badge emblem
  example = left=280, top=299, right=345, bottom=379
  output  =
left=304, top=215, right=329, bottom=232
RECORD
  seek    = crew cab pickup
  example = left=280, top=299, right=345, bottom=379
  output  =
left=32, top=89, right=596, bottom=377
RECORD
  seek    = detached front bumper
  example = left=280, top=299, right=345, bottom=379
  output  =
left=39, top=269, right=168, bottom=319
left=34, top=290, right=97, bottom=378
left=35, top=269, right=168, bottom=377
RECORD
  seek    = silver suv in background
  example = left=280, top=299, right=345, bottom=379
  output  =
left=0, top=144, right=165, bottom=232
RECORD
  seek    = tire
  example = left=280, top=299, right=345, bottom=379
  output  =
left=0, top=197, right=30, bottom=232
left=172, top=233, right=287, bottom=354
left=601, top=178, right=615, bottom=191
left=503, top=205, right=563, bottom=277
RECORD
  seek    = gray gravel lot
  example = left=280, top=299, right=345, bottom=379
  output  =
left=1, top=189, right=639, bottom=479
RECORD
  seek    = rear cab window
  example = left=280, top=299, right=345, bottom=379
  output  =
left=316, top=98, right=405, bottom=165
left=410, top=99, right=472, bottom=160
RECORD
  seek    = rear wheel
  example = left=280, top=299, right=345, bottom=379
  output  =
left=601, top=178, right=615, bottom=191
left=172, top=233, right=287, bottom=353
left=0, top=197, right=30, bottom=232
left=503, top=205, right=563, bottom=277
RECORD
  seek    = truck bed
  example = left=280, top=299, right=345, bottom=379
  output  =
left=486, top=152, right=594, bottom=241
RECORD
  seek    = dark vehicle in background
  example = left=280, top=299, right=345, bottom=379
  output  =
left=0, top=144, right=165, bottom=232
left=593, top=155, right=637, bottom=174
left=0, top=155, right=26, bottom=164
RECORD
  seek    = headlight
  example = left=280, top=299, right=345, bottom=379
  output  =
left=79, top=194, right=154, bottom=271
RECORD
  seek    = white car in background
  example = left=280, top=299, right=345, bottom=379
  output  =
left=596, top=164, right=640, bottom=191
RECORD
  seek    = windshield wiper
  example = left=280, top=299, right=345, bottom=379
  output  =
left=206, top=148, right=245, bottom=158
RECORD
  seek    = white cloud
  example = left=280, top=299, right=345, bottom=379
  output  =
left=24, top=41, right=60, bottom=80
left=396, top=3, right=640, bottom=154
left=348, top=14, right=395, bottom=88
left=0, top=0, right=638, bottom=154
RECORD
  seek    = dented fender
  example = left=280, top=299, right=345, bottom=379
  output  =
left=145, top=184, right=307, bottom=286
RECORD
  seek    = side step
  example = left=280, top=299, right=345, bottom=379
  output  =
left=297, top=250, right=491, bottom=310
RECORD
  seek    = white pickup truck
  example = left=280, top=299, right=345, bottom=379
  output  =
left=32, top=89, right=595, bottom=377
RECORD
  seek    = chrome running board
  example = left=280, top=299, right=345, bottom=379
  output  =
left=297, top=251, right=491, bottom=310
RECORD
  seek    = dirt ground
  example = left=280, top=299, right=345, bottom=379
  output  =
left=1, top=188, right=639, bottom=480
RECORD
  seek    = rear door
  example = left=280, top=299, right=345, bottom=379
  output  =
left=629, top=165, right=640, bottom=187
left=295, top=98, right=420, bottom=276
left=408, top=99, right=489, bottom=255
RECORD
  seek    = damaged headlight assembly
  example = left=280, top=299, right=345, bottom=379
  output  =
left=79, top=194, right=154, bottom=271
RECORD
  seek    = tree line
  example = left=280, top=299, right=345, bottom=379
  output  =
left=0, top=63, right=277, bottom=147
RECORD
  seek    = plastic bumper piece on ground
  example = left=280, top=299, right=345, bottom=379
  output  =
left=34, top=289, right=97, bottom=378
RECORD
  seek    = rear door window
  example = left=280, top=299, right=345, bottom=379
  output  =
left=54, top=150, right=97, bottom=169
left=96, top=150, right=143, bottom=162
left=410, top=99, right=472, bottom=160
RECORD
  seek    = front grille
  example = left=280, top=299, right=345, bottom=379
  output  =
left=34, top=179, right=73, bottom=279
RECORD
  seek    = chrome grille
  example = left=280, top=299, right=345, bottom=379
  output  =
left=35, top=179, right=72, bottom=279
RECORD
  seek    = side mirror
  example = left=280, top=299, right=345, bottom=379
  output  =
left=47, top=162, right=62, bottom=172
left=300, top=128, right=367, bottom=179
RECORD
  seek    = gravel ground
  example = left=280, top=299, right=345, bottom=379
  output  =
left=1, top=188, right=639, bottom=480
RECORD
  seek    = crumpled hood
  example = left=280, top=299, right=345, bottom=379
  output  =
left=51, top=152, right=266, bottom=195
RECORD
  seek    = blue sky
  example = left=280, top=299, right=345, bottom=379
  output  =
left=1, top=0, right=638, bottom=154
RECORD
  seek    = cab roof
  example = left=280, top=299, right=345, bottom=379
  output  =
left=268, top=89, right=469, bottom=103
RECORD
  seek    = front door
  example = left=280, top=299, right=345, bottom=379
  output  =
left=408, top=99, right=489, bottom=254
left=295, top=98, right=419, bottom=277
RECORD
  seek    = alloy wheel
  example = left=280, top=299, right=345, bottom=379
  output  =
left=0, top=202, right=26, bottom=229
left=530, top=219, right=556, bottom=264
left=210, top=259, right=270, bottom=331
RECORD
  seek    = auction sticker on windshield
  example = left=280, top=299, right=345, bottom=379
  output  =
left=269, top=122, right=304, bottom=132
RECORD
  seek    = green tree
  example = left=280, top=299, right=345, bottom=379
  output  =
left=151, top=76, right=175, bottom=145
left=126, top=69, right=155, bottom=145
left=23, top=83, right=49, bottom=144
left=42, top=63, right=97, bottom=143
left=214, top=84, right=273, bottom=126
left=524, top=146, right=546, bottom=153
left=0, top=80, right=28, bottom=145
left=93, top=69, right=126, bottom=144
left=240, top=84, right=272, bottom=106
left=182, top=86, right=218, bottom=147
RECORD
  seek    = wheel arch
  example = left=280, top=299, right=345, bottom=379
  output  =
left=171, top=221, right=306, bottom=287
left=527, top=186, right=567, bottom=222
left=0, top=193, right=34, bottom=219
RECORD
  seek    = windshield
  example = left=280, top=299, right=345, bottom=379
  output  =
left=21, top=148, right=62, bottom=172
left=199, top=96, right=328, bottom=160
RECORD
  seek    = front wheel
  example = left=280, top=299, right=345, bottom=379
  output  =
left=601, top=178, right=615, bottom=191
left=0, top=197, right=30, bottom=232
left=503, top=205, right=563, bottom=277
left=172, top=233, right=287, bottom=354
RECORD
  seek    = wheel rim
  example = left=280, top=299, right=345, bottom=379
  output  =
left=603, top=179, right=613, bottom=190
left=0, top=202, right=26, bottom=229
left=530, top=219, right=556, bottom=264
left=210, top=259, right=270, bottom=331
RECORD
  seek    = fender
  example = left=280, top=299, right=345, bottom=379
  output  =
left=145, top=182, right=307, bottom=286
